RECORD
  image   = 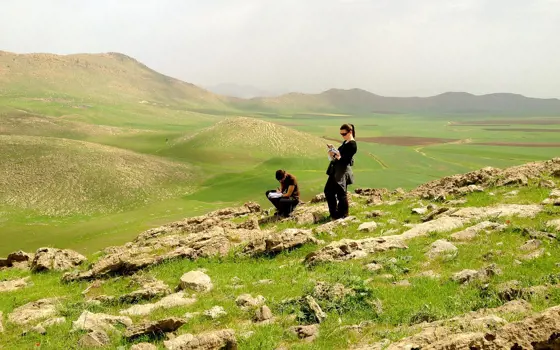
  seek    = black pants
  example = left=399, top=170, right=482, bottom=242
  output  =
left=265, top=190, right=299, bottom=217
left=324, top=176, right=349, bottom=219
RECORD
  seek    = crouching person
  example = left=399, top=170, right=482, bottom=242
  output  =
left=265, top=169, right=300, bottom=217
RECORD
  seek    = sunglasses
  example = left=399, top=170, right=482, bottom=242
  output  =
left=340, top=132, right=349, bottom=136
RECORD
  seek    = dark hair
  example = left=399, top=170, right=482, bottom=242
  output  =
left=275, top=169, right=286, bottom=180
left=340, top=123, right=355, bottom=138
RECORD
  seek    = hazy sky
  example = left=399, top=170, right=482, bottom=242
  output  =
left=1, top=0, right=559, bottom=98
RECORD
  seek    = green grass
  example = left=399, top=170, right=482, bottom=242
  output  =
left=1, top=180, right=559, bottom=349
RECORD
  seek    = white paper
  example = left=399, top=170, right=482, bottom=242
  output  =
left=268, top=192, right=283, bottom=199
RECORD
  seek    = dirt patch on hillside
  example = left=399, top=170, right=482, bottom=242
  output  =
left=472, top=142, right=560, bottom=147
left=451, top=119, right=560, bottom=126
left=360, top=136, right=458, bottom=146
left=484, top=128, right=560, bottom=132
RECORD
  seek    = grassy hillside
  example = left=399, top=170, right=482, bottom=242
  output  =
left=0, top=135, right=196, bottom=217
left=0, top=163, right=558, bottom=349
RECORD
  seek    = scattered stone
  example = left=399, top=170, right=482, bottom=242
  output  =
left=179, top=271, right=213, bottom=293
left=312, top=281, right=354, bottom=301
left=521, top=248, right=545, bottom=261
left=0, top=277, right=31, bottom=293
left=79, top=330, right=110, bottom=348
left=72, top=311, right=133, bottom=333
left=358, top=221, right=378, bottom=232
left=119, top=279, right=171, bottom=303
left=306, top=296, right=327, bottom=323
left=450, top=221, right=505, bottom=241
left=305, top=236, right=407, bottom=264
left=163, top=329, right=237, bottom=350
left=496, top=280, right=524, bottom=301
left=520, top=239, right=542, bottom=251
left=504, top=190, right=519, bottom=197
left=365, top=263, right=383, bottom=272
left=393, top=280, right=411, bottom=287
left=24, top=317, right=66, bottom=335
left=183, top=312, right=201, bottom=320
left=380, top=274, right=394, bottom=280
left=426, top=239, right=458, bottom=260
left=452, top=264, right=502, bottom=284
left=0, top=250, right=33, bottom=270
left=31, top=248, right=86, bottom=272
left=421, top=207, right=450, bottom=222
left=120, top=292, right=197, bottom=316
left=131, top=343, right=158, bottom=350
left=124, top=317, right=186, bottom=340
left=241, top=331, right=255, bottom=339
left=203, top=306, right=227, bottom=319
left=550, top=189, right=560, bottom=198
left=417, top=270, right=441, bottom=279
left=0, top=312, right=3, bottom=333
left=235, top=294, right=266, bottom=309
left=254, top=305, right=273, bottom=323
left=254, top=279, right=274, bottom=285
left=289, top=324, right=319, bottom=342
left=546, top=219, right=560, bottom=231
left=315, top=217, right=358, bottom=234
left=244, top=228, right=320, bottom=255
left=387, top=219, right=398, bottom=225
left=310, top=193, right=326, bottom=203
left=8, top=297, right=60, bottom=325
left=367, top=210, right=386, bottom=218
left=539, top=179, right=556, bottom=188
left=523, top=228, right=557, bottom=241
left=411, top=207, right=428, bottom=215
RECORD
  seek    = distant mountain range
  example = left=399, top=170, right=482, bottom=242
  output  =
left=248, top=88, right=560, bottom=115
left=1, top=50, right=559, bottom=115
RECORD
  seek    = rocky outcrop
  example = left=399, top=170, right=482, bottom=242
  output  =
left=8, top=298, right=60, bottom=325
left=119, top=279, right=171, bottom=303
left=120, top=292, right=196, bottom=316
left=23, top=317, right=66, bottom=335
left=163, top=329, right=237, bottom=350
left=315, top=216, right=359, bottom=235
left=409, top=158, right=560, bottom=199
left=124, top=317, right=186, bottom=340
left=382, top=304, right=560, bottom=350
left=306, top=204, right=541, bottom=264
left=0, top=251, right=33, bottom=269
left=289, top=324, right=319, bottom=342
left=31, top=247, right=86, bottom=272
left=131, top=343, right=158, bottom=350
left=451, top=264, right=502, bottom=284
left=79, top=330, right=110, bottom=347
left=0, top=312, right=4, bottom=333
left=450, top=221, right=505, bottom=241
left=0, top=277, right=31, bottom=293
left=72, top=311, right=132, bottom=333
left=235, top=294, right=266, bottom=310
left=203, top=306, right=227, bottom=319
left=63, top=203, right=266, bottom=282
left=243, top=228, right=319, bottom=255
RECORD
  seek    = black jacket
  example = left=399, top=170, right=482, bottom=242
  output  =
left=326, top=140, right=357, bottom=186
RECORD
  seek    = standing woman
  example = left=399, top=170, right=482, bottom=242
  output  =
left=324, top=124, right=357, bottom=220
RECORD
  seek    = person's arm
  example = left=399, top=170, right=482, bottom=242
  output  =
left=283, top=185, right=295, bottom=198
left=335, top=141, right=357, bottom=166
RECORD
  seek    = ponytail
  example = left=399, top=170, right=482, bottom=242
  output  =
left=350, top=124, right=355, bottom=138
left=340, top=123, right=355, bottom=138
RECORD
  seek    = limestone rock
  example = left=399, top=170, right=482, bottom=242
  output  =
left=305, top=296, right=327, bottom=323
left=119, top=279, right=171, bottom=303
left=131, top=343, right=158, bottom=350
left=520, top=239, right=542, bottom=251
left=72, top=311, right=132, bottom=333
left=120, top=292, right=196, bottom=316
left=24, top=317, right=66, bottom=335
left=125, top=317, right=186, bottom=340
left=179, top=271, right=213, bottom=293
left=79, top=330, right=110, bottom=348
left=417, top=270, right=441, bottom=279
left=315, top=216, right=358, bottom=234
left=0, top=277, right=31, bottom=293
left=421, top=207, right=450, bottom=222
left=450, top=221, right=505, bottom=241
left=203, top=306, right=227, bottom=319
left=163, top=329, right=237, bottom=350
left=412, top=207, right=428, bottom=215
left=235, top=294, right=265, bottom=310
left=243, top=228, right=319, bottom=255
left=289, top=324, right=319, bottom=342
left=426, top=239, right=458, bottom=260
left=0, top=250, right=33, bottom=269
left=254, top=305, right=273, bottom=323
left=8, top=297, right=60, bottom=325
left=540, top=179, right=556, bottom=188
left=367, top=210, right=386, bottom=218
left=358, top=222, right=378, bottom=233
left=305, top=236, right=407, bottom=264
left=0, top=312, right=3, bottom=333
left=521, top=248, right=545, bottom=261
left=496, top=280, right=524, bottom=301
left=312, top=281, right=354, bottom=301
left=451, top=269, right=483, bottom=284
left=31, top=247, right=86, bottom=272
left=311, top=193, right=326, bottom=203
left=547, top=218, right=560, bottom=231
left=365, top=263, right=383, bottom=272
